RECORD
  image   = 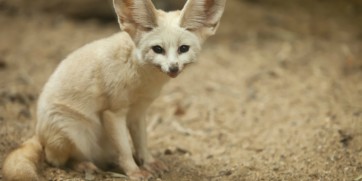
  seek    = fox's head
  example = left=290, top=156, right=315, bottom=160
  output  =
left=113, top=0, right=226, bottom=78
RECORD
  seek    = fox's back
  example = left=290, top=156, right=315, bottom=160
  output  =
left=36, top=32, right=135, bottom=122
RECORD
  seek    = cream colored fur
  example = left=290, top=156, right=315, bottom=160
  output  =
left=2, top=0, right=225, bottom=180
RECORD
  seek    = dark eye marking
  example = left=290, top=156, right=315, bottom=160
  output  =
left=178, top=45, right=190, bottom=54
left=152, top=45, right=164, bottom=54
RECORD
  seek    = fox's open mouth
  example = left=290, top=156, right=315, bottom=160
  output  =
left=167, top=72, right=179, bottom=78
left=154, top=65, right=180, bottom=78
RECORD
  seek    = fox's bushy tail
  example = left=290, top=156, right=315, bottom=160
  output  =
left=2, top=136, right=43, bottom=181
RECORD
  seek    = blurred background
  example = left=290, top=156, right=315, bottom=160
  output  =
left=0, top=0, right=361, bottom=180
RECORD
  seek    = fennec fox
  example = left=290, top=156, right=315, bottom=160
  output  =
left=2, top=0, right=225, bottom=180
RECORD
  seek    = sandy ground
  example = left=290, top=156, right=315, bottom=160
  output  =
left=0, top=0, right=362, bottom=180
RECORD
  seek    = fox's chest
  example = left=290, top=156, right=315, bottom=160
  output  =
left=107, top=73, right=168, bottom=111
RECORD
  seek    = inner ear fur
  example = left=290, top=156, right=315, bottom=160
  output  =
left=113, top=0, right=158, bottom=37
left=180, top=0, right=226, bottom=34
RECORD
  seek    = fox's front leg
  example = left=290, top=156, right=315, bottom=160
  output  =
left=102, top=110, right=152, bottom=180
left=127, top=102, right=169, bottom=175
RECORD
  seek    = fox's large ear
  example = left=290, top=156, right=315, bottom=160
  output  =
left=180, top=0, right=226, bottom=39
left=113, top=0, right=157, bottom=38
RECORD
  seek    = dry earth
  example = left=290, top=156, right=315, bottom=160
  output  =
left=0, top=0, right=362, bottom=180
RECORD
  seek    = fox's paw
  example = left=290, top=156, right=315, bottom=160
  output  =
left=143, top=159, right=169, bottom=177
left=127, top=169, right=153, bottom=181
left=72, top=161, right=100, bottom=174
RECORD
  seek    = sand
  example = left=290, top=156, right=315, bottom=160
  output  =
left=0, top=0, right=361, bottom=180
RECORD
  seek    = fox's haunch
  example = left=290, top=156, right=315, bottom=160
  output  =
left=2, top=136, right=43, bottom=181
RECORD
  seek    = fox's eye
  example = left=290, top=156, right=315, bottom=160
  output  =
left=152, top=45, right=164, bottom=54
left=179, top=45, right=190, bottom=54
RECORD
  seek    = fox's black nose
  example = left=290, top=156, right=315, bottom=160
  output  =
left=169, top=66, right=179, bottom=74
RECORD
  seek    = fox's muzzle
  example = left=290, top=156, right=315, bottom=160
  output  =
left=167, top=65, right=180, bottom=78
